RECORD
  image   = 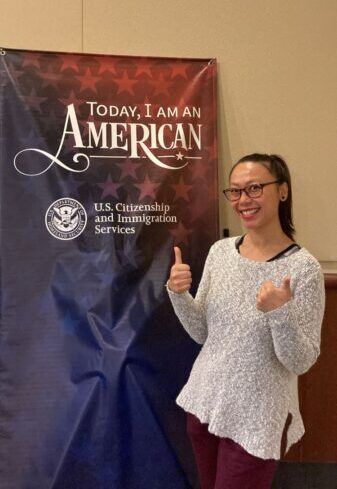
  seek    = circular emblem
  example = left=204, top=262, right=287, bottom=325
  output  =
left=45, top=198, right=87, bottom=240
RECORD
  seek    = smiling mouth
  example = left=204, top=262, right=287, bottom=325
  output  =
left=239, top=208, right=260, bottom=216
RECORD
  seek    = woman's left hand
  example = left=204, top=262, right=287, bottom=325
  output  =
left=257, top=276, right=292, bottom=312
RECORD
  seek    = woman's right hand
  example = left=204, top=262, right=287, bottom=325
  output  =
left=167, top=246, right=192, bottom=293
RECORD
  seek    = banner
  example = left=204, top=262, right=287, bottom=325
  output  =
left=0, top=48, right=218, bottom=488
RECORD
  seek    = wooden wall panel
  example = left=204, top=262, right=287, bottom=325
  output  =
left=286, top=274, right=337, bottom=462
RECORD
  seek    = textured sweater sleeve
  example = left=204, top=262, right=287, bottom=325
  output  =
left=166, top=244, right=216, bottom=344
left=265, top=262, right=325, bottom=375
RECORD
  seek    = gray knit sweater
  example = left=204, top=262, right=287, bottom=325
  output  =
left=167, top=237, right=325, bottom=460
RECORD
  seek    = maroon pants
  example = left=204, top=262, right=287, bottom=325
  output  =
left=186, top=413, right=279, bottom=489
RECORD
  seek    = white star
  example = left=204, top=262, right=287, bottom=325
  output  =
left=176, top=151, right=184, bottom=161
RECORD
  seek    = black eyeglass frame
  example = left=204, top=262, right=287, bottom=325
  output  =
left=222, top=180, right=281, bottom=201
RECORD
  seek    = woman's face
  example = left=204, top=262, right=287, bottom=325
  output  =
left=228, top=162, right=288, bottom=232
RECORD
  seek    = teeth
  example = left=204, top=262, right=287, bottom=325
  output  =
left=241, top=209, right=259, bottom=215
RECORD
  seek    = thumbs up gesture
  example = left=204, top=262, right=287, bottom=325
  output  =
left=256, top=276, right=292, bottom=312
left=167, top=246, right=192, bottom=293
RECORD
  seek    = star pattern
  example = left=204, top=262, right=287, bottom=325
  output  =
left=21, top=53, right=41, bottom=69
left=150, top=73, right=173, bottom=98
left=24, top=88, right=47, bottom=113
left=76, top=68, right=100, bottom=93
left=114, top=70, right=138, bottom=96
left=134, top=61, right=154, bottom=78
left=59, top=89, right=85, bottom=112
left=96, top=58, right=118, bottom=76
left=40, top=68, right=60, bottom=90
left=134, top=174, right=161, bottom=201
left=5, top=48, right=218, bottom=249
left=169, top=60, right=189, bottom=79
left=116, top=158, right=142, bottom=180
left=59, top=54, right=83, bottom=73
left=170, top=174, right=193, bottom=202
left=97, top=174, right=123, bottom=199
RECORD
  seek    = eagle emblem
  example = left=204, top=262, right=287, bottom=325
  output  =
left=45, top=198, right=87, bottom=240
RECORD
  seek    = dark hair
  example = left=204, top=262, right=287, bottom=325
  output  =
left=229, top=153, right=295, bottom=240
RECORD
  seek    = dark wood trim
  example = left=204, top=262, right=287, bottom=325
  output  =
left=324, top=273, right=337, bottom=289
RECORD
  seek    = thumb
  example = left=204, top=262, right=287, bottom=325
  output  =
left=174, top=246, right=182, bottom=265
left=281, top=276, right=291, bottom=290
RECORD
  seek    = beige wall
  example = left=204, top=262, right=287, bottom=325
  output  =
left=1, top=0, right=336, bottom=270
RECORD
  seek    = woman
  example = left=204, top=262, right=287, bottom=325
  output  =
left=166, top=154, right=325, bottom=489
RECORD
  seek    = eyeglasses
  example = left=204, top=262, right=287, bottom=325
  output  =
left=223, top=180, right=280, bottom=201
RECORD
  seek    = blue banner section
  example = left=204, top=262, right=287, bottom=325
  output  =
left=0, top=48, right=218, bottom=488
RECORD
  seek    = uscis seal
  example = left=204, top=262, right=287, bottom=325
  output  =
left=45, top=198, right=87, bottom=240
